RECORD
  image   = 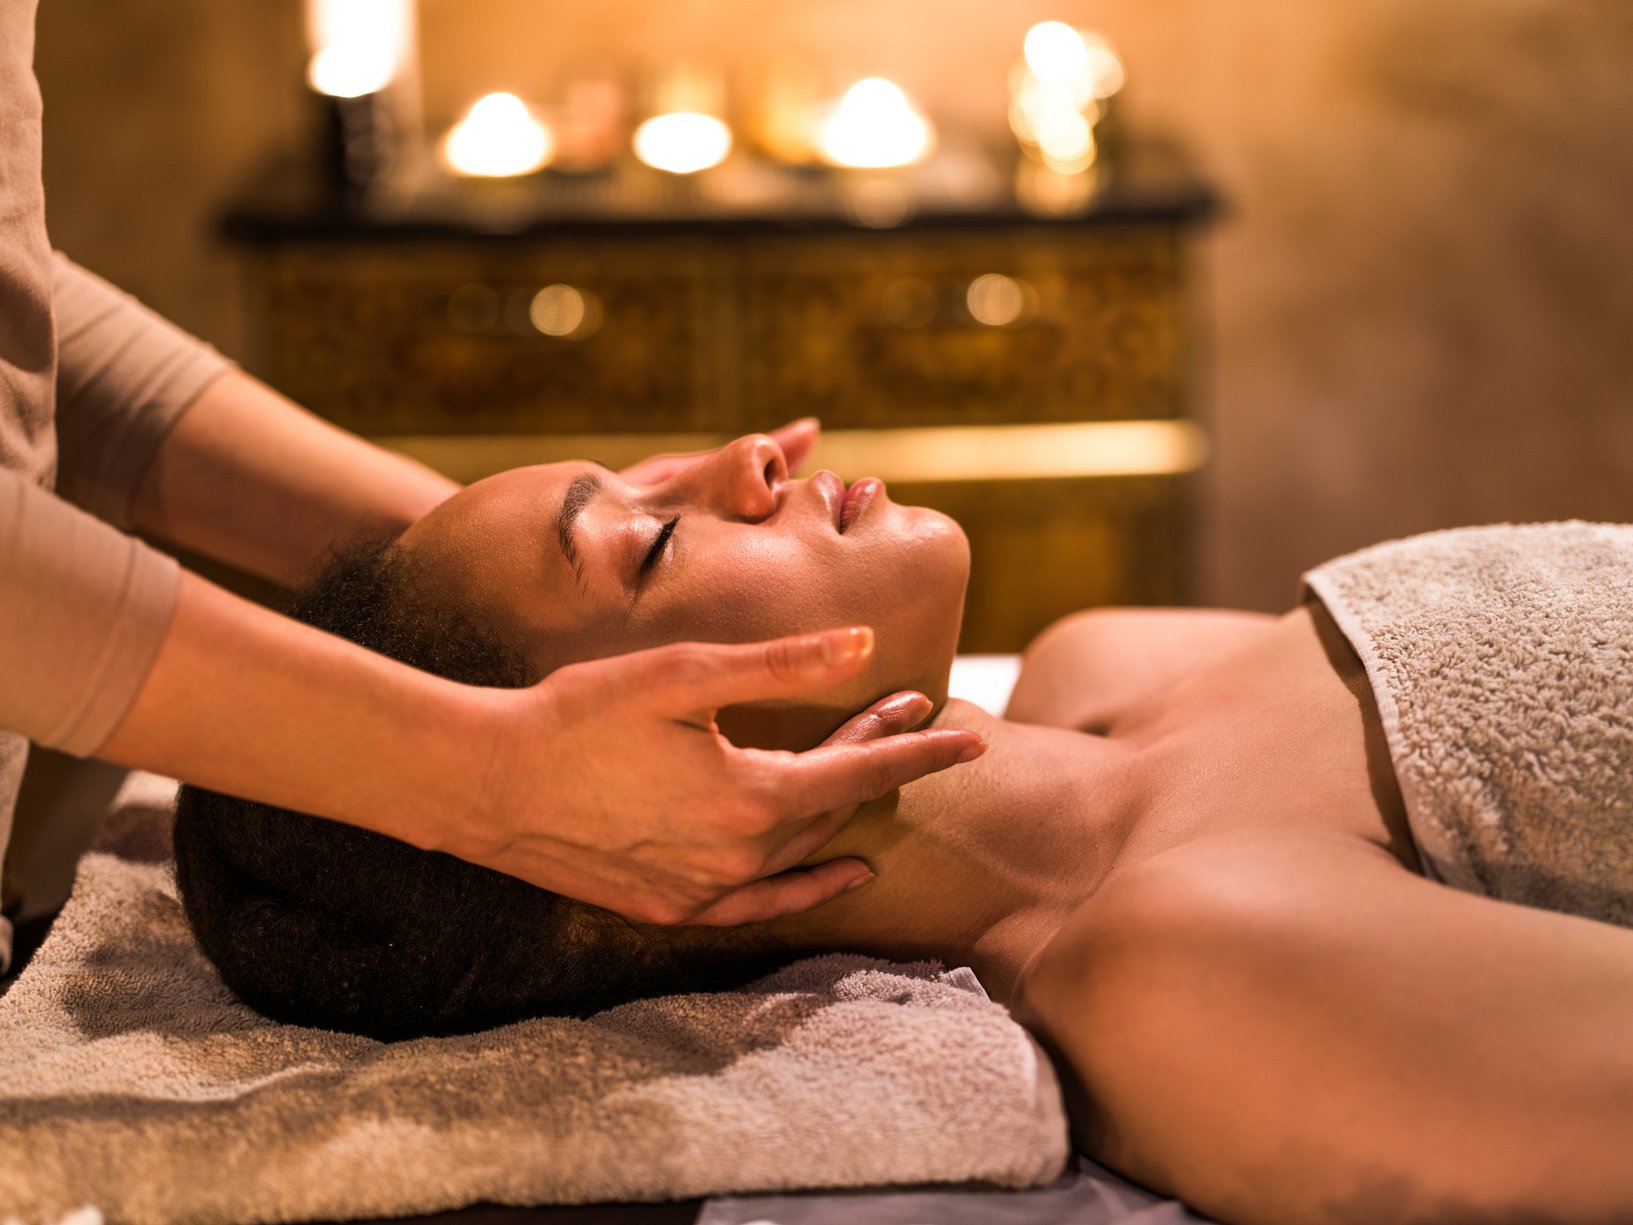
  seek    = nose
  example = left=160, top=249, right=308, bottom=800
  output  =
left=690, top=433, right=786, bottom=520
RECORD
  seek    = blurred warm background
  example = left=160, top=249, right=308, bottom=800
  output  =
left=36, top=0, right=1633, bottom=627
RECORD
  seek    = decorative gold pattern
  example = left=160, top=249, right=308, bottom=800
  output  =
left=738, top=227, right=1184, bottom=430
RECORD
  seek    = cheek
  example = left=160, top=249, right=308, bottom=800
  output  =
left=644, top=516, right=966, bottom=648
left=655, top=533, right=855, bottom=644
left=628, top=518, right=967, bottom=747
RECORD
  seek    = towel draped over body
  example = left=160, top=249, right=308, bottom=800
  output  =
left=1302, top=521, right=1633, bottom=926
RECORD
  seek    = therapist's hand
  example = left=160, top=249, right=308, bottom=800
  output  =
left=620, top=418, right=820, bottom=486
left=454, top=626, right=984, bottom=926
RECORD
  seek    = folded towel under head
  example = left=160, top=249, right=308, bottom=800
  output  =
left=1302, top=521, right=1633, bottom=925
left=0, top=774, right=1067, bottom=1224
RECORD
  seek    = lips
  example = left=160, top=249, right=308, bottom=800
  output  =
left=813, top=471, right=883, bottom=534
left=814, top=471, right=846, bottom=532
left=840, top=477, right=883, bottom=533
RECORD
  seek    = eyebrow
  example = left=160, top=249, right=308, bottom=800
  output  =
left=556, top=473, right=601, bottom=592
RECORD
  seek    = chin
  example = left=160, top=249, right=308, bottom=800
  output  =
left=915, top=509, right=971, bottom=623
left=889, top=504, right=969, bottom=585
left=882, top=513, right=969, bottom=711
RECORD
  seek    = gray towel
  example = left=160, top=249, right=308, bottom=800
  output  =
left=0, top=773, right=1068, bottom=1224
left=1302, top=521, right=1633, bottom=924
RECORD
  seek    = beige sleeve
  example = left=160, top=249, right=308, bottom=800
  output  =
left=0, top=468, right=179, bottom=757
left=52, top=254, right=236, bottom=528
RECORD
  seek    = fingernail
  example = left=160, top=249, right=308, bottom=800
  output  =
left=822, top=626, right=875, bottom=667
left=956, top=739, right=988, bottom=764
left=877, top=691, right=932, bottom=724
left=899, top=693, right=934, bottom=724
left=844, top=870, right=876, bottom=893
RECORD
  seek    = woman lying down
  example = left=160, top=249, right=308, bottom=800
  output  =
left=173, top=433, right=1633, bottom=1225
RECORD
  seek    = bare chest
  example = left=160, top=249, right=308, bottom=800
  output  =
left=1112, top=604, right=1423, bottom=876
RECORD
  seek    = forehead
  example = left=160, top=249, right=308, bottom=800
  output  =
left=404, top=460, right=622, bottom=570
left=396, top=460, right=609, bottom=628
left=439, top=462, right=598, bottom=529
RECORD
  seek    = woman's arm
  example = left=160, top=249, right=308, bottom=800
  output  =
left=1006, top=607, right=1279, bottom=731
left=1018, top=829, right=1633, bottom=1225
left=127, top=370, right=459, bottom=587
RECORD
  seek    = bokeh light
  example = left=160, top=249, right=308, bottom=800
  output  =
left=529, top=284, right=602, bottom=338
left=818, top=78, right=935, bottom=169
left=304, top=0, right=410, bottom=98
left=966, top=274, right=1034, bottom=327
left=441, top=93, right=555, bottom=177
left=633, top=113, right=733, bottom=175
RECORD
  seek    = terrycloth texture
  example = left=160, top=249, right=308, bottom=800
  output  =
left=1302, top=522, right=1633, bottom=924
left=0, top=773, right=1069, bottom=1225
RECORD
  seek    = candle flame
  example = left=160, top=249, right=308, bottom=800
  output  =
left=818, top=78, right=935, bottom=170
left=633, top=113, right=733, bottom=175
left=305, top=0, right=410, bottom=98
left=441, top=93, right=555, bottom=178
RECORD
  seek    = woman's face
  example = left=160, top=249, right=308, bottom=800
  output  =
left=395, top=434, right=970, bottom=748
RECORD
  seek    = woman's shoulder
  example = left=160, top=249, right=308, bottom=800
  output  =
left=1006, top=607, right=1282, bottom=733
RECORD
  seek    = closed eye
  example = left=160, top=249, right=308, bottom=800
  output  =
left=640, top=516, right=679, bottom=576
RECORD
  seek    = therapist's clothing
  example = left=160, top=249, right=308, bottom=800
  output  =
left=1, top=0, right=232, bottom=971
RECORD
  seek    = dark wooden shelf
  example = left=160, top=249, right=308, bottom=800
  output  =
left=219, top=140, right=1218, bottom=246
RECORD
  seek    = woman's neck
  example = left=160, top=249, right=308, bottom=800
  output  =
left=775, top=699, right=1146, bottom=1003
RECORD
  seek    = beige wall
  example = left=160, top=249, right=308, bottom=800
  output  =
left=35, top=0, right=1633, bottom=609
left=35, top=0, right=307, bottom=352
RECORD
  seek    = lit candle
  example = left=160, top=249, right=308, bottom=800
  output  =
left=817, top=78, right=935, bottom=170
left=305, top=0, right=411, bottom=98
left=632, top=113, right=733, bottom=175
left=633, top=67, right=734, bottom=175
left=441, top=93, right=556, bottom=178
left=1011, top=23, right=1124, bottom=176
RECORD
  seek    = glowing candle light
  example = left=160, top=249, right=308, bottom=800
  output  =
left=632, top=113, right=733, bottom=175
left=441, top=93, right=555, bottom=178
left=1023, top=21, right=1092, bottom=98
left=305, top=0, right=411, bottom=98
left=1009, top=73, right=1097, bottom=146
left=1011, top=23, right=1123, bottom=179
left=817, top=78, right=935, bottom=170
left=1034, top=107, right=1096, bottom=174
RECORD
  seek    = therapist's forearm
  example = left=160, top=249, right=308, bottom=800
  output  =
left=129, top=371, right=460, bottom=586
left=97, top=568, right=484, bottom=853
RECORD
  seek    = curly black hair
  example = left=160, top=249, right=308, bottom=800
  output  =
left=172, top=539, right=789, bottom=1041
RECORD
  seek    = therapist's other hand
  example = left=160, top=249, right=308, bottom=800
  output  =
left=455, top=626, right=984, bottom=926
left=620, top=418, right=820, bottom=486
